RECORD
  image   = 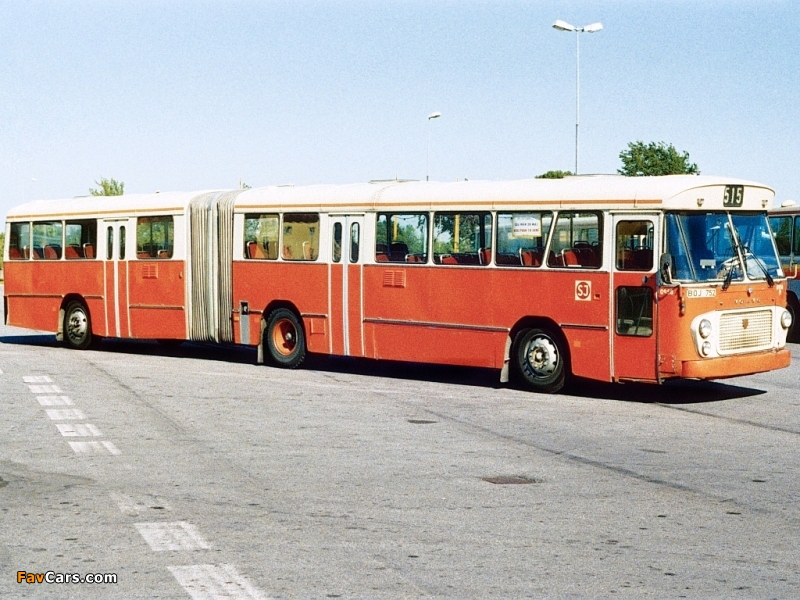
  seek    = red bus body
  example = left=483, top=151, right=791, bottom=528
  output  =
left=4, top=177, right=791, bottom=392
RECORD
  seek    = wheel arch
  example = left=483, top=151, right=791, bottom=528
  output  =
left=501, top=316, right=572, bottom=383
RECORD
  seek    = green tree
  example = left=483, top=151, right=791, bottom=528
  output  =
left=536, top=170, right=573, bottom=179
left=90, top=177, right=124, bottom=196
left=618, top=141, right=699, bottom=176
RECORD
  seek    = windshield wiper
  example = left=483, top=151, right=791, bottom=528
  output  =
left=722, top=263, right=735, bottom=291
left=742, top=246, right=774, bottom=287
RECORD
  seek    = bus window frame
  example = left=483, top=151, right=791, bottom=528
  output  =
left=432, top=211, right=493, bottom=266
left=375, top=212, right=429, bottom=264
left=136, top=215, right=175, bottom=260
left=547, top=211, right=603, bottom=269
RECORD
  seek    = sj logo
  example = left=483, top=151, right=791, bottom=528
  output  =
left=575, top=280, right=592, bottom=301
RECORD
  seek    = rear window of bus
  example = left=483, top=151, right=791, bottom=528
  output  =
left=8, top=222, right=31, bottom=260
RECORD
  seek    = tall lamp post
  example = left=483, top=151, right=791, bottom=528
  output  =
left=552, top=20, right=602, bottom=175
left=426, top=111, right=441, bottom=181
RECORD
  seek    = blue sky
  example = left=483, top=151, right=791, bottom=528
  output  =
left=1, top=0, right=798, bottom=220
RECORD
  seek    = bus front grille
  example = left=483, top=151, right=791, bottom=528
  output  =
left=718, top=310, right=773, bottom=352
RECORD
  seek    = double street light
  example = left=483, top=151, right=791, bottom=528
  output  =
left=552, top=19, right=603, bottom=175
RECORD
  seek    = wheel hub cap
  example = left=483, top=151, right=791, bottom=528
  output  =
left=68, top=312, right=87, bottom=342
left=526, top=337, right=558, bottom=377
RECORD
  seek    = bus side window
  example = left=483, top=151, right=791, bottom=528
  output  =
left=332, top=222, right=342, bottom=263
left=137, top=216, right=174, bottom=259
left=615, top=221, right=654, bottom=271
left=794, top=217, right=800, bottom=256
left=8, top=222, right=31, bottom=260
left=548, top=212, right=602, bottom=269
left=65, top=220, right=97, bottom=259
left=350, top=222, right=360, bottom=263
left=244, top=214, right=279, bottom=260
left=32, top=221, right=63, bottom=260
left=281, top=213, right=319, bottom=261
left=495, top=212, right=552, bottom=267
left=769, top=216, right=792, bottom=256
left=376, top=213, right=428, bottom=263
left=433, top=212, right=492, bottom=265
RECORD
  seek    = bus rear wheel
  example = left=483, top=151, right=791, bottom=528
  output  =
left=512, top=327, right=567, bottom=393
left=63, top=300, right=93, bottom=350
left=264, top=308, right=306, bottom=368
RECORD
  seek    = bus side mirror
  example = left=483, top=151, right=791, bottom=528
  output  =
left=657, top=253, right=673, bottom=286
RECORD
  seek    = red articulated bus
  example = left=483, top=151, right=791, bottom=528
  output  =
left=3, top=175, right=792, bottom=393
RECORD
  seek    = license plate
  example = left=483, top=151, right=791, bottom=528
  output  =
left=686, top=288, right=717, bottom=298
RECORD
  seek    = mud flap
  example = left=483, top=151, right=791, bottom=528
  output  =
left=56, top=308, right=64, bottom=342
left=256, top=319, right=266, bottom=364
left=500, top=335, right=512, bottom=383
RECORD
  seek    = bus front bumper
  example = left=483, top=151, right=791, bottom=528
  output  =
left=680, top=348, right=791, bottom=379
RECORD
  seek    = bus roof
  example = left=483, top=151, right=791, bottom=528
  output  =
left=5, top=175, right=774, bottom=220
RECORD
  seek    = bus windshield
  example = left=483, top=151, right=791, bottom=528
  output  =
left=665, top=212, right=781, bottom=283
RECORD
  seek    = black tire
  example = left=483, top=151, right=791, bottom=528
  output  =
left=63, top=300, right=93, bottom=350
left=788, top=296, right=799, bottom=343
left=264, top=308, right=306, bottom=368
left=511, top=327, right=567, bottom=393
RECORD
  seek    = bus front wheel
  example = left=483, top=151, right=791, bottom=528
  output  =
left=788, top=296, right=799, bottom=343
left=264, top=308, right=306, bottom=368
left=63, top=300, right=93, bottom=350
left=512, top=327, right=567, bottom=393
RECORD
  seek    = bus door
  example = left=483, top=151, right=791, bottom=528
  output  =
left=102, top=219, right=130, bottom=338
left=611, top=214, right=658, bottom=381
left=329, top=215, right=365, bottom=357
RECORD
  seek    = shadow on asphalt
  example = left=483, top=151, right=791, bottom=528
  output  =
left=0, top=332, right=768, bottom=404
left=566, top=377, right=766, bottom=404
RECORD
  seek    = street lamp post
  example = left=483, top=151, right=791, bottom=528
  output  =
left=426, top=111, right=441, bottom=181
left=552, top=19, right=603, bottom=175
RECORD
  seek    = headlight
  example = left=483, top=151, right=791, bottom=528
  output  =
left=781, top=310, right=793, bottom=330
left=701, top=341, right=712, bottom=356
left=699, top=319, right=713, bottom=339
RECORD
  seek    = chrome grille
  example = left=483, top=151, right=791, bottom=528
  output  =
left=719, top=310, right=772, bottom=352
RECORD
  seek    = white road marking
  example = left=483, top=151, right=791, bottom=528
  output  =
left=36, top=395, right=74, bottom=406
left=23, top=375, right=53, bottom=383
left=46, top=408, right=87, bottom=420
left=27, top=384, right=62, bottom=394
left=135, top=522, right=211, bottom=552
left=168, top=564, right=269, bottom=600
left=56, top=423, right=102, bottom=437
left=110, top=492, right=171, bottom=517
left=68, top=441, right=121, bottom=455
